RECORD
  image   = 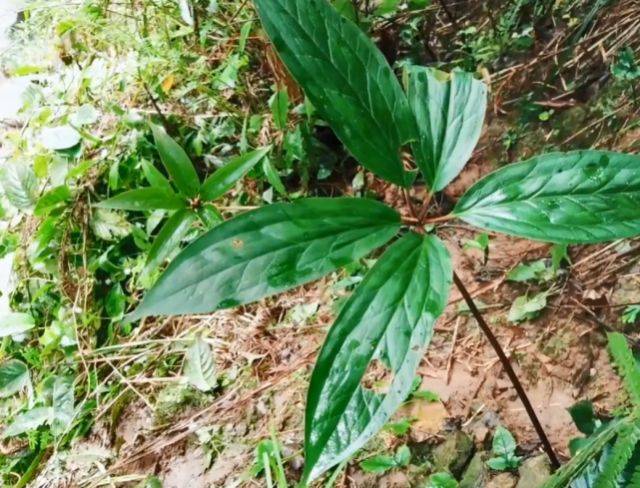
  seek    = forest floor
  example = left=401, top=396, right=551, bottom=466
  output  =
left=2, top=0, right=640, bottom=487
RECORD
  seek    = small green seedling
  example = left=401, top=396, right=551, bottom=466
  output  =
left=359, top=444, right=411, bottom=474
left=97, top=124, right=269, bottom=277
left=486, top=426, right=522, bottom=471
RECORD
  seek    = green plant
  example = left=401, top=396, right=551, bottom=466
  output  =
left=97, top=124, right=269, bottom=277
left=250, top=435, right=288, bottom=488
left=359, top=444, right=411, bottom=474
left=486, top=425, right=522, bottom=471
left=543, top=333, right=640, bottom=487
left=427, top=471, right=459, bottom=488
left=125, top=0, right=640, bottom=483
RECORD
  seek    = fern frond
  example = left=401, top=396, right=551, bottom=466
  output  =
left=594, top=418, right=640, bottom=488
left=542, top=420, right=622, bottom=488
left=608, top=333, right=640, bottom=408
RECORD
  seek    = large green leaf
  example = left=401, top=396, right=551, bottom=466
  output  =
left=454, top=151, right=640, bottom=244
left=408, top=67, right=487, bottom=191
left=254, top=0, right=417, bottom=186
left=128, top=198, right=400, bottom=320
left=303, top=233, right=452, bottom=481
left=151, top=125, right=200, bottom=197
left=200, top=147, right=270, bottom=201
left=96, top=188, right=186, bottom=211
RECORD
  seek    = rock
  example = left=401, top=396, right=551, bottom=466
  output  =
left=432, top=431, right=475, bottom=477
left=516, top=455, right=551, bottom=488
left=486, top=472, right=517, bottom=488
left=460, top=452, right=489, bottom=488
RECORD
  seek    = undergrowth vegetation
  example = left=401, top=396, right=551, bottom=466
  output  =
left=1, top=0, right=640, bottom=487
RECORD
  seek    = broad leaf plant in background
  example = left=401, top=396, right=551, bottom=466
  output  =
left=122, top=0, right=640, bottom=484
left=98, top=124, right=270, bottom=278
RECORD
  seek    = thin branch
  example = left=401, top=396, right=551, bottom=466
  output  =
left=452, top=272, right=561, bottom=471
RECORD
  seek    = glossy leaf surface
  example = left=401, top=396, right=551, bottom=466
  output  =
left=151, top=124, right=200, bottom=197
left=200, top=147, right=270, bottom=201
left=408, top=67, right=487, bottom=191
left=254, top=0, right=416, bottom=185
left=304, top=233, right=452, bottom=481
left=96, top=188, right=185, bottom=211
left=129, top=198, right=400, bottom=320
left=454, top=151, right=640, bottom=244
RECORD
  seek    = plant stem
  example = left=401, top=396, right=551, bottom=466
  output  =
left=423, top=213, right=454, bottom=224
left=452, top=272, right=561, bottom=470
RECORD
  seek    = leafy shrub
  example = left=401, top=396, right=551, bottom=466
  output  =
left=123, top=0, right=640, bottom=483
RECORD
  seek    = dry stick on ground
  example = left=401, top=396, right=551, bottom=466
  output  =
left=452, top=272, right=562, bottom=470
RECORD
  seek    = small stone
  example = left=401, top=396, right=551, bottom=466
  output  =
left=460, top=452, right=489, bottom=488
left=486, top=472, right=517, bottom=488
left=516, top=455, right=551, bottom=488
left=432, top=431, right=475, bottom=477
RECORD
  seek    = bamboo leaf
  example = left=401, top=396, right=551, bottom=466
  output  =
left=200, top=147, right=270, bottom=201
left=96, top=188, right=186, bottom=212
left=151, top=124, right=201, bottom=197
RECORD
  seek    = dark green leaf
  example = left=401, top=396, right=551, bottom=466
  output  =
left=408, top=67, right=487, bottom=191
left=128, top=198, right=400, bottom=320
left=569, top=401, right=597, bottom=436
left=151, top=124, right=200, bottom=197
left=262, top=157, right=287, bottom=196
left=96, top=188, right=186, bottom=211
left=254, top=0, right=417, bottom=185
left=144, top=209, right=196, bottom=276
left=141, top=159, right=173, bottom=193
left=454, top=151, right=640, bottom=244
left=304, top=233, right=452, bottom=481
left=105, top=283, right=126, bottom=319
left=0, top=360, right=29, bottom=398
left=269, top=89, right=289, bottom=130
left=200, top=147, right=270, bottom=201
